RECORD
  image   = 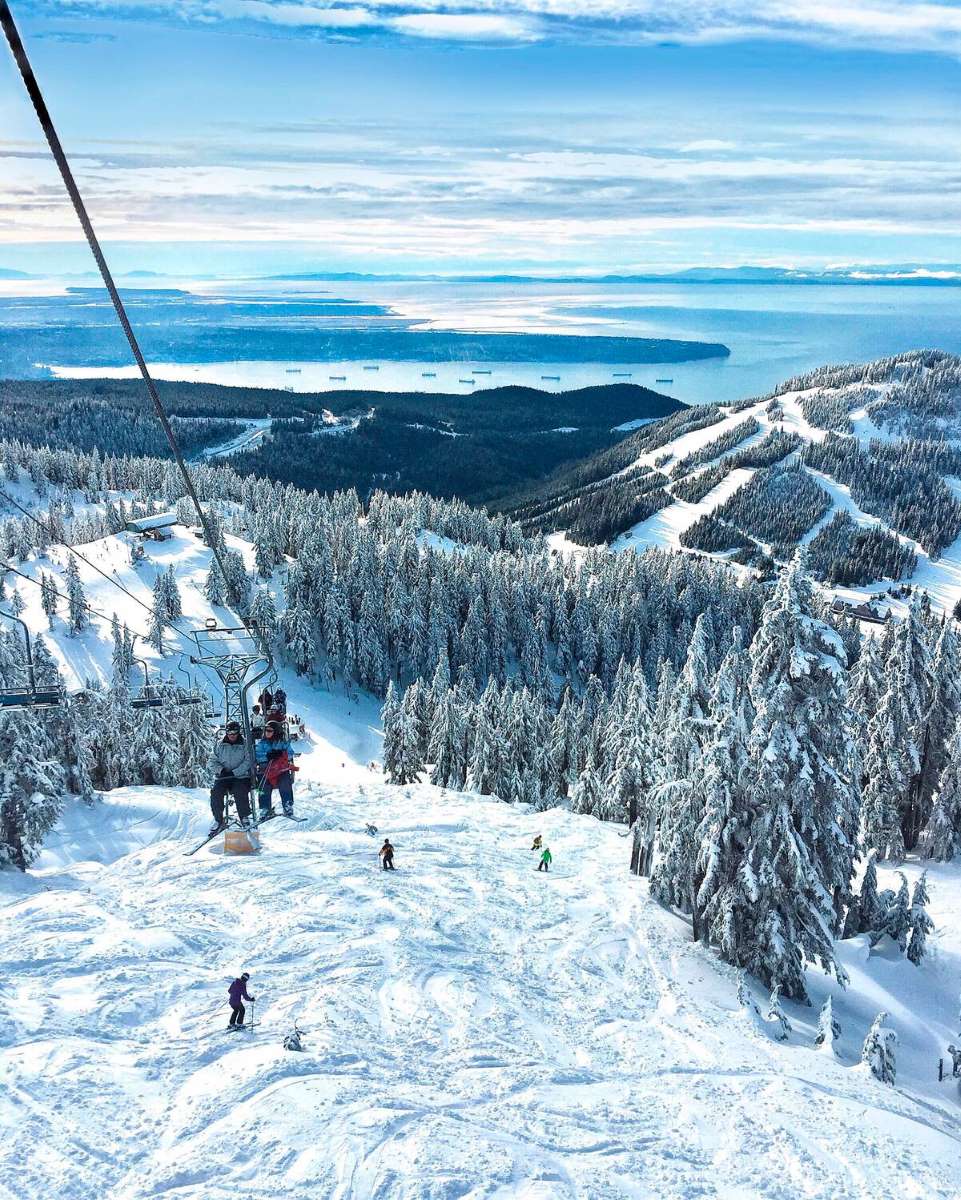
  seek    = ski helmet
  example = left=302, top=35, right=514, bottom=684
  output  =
left=225, top=720, right=241, bottom=733
left=241, top=972, right=250, bottom=980
left=266, top=720, right=283, bottom=736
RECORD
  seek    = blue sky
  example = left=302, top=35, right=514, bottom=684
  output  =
left=2, top=1, right=961, bottom=275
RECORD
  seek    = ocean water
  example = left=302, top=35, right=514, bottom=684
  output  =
left=6, top=277, right=961, bottom=407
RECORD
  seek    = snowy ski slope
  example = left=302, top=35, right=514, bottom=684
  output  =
left=598, top=384, right=961, bottom=616
left=3, top=767, right=960, bottom=1200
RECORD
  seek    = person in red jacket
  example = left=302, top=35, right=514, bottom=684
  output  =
left=228, top=972, right=255, bottom=1028
left=254, top=721, right=298, bottom=818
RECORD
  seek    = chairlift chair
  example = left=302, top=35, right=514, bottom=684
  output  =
left=0, top=610, right=65, bottom=710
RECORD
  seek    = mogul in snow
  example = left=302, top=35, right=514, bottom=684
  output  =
left=228, top=972, right=255, bottom=1029
left=380, top=838, right=396, bottom=870
left=255, top=720, right=298, bottom=818
left=208, top=721, right=253, bottom=834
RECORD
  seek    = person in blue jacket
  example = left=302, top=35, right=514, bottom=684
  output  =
left=228, top=972, right=255, bottom=1028
left=254, top=720, right=298, bottom=817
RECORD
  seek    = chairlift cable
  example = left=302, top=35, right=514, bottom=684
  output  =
left=0, top=0, right=265, bottom=652
left=0, top=485, right=156, bottom=617
left=2, top=558, right=153, bottom=641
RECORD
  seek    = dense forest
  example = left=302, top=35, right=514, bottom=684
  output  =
left=0, top=378, right=683, bottom=508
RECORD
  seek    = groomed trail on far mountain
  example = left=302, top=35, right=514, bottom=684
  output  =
left=2, top=775, right=959, bottom=1200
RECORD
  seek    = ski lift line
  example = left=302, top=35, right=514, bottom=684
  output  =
left=0, top=485, right=155, bottom=618
left=1, top=559, right=154, bottom=644
left=0, top=1, right=266, bottom=661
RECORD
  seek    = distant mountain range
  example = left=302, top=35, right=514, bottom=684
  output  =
left=261, top=266, right=961, bottom=286
left=3, top=265, right=961, bottom=285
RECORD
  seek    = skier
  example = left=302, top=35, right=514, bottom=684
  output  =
left=537, top=846, right=552, bottom=872
left=257, top=687, right=274, bottom=712
left=380, top=838, right=396, bottom=870
left=228, top=972, right=255, bottom=1028
left=255, top=720, right=298, bottom=818
left=274, top=686, right=288, bottom=710
left=530, top=834, right=543, bottom=852
left=208, top=721, right=252, bottom=834
left=250, top=704, right=265, bottom=736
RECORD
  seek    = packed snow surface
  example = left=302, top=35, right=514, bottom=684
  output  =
left=3, top=763, right=959, bottom=1199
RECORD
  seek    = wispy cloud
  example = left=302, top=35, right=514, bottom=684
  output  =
left=26, top=0, right=961, bottom=51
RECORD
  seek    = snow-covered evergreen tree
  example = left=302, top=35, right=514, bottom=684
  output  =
left=570, top=749, right=605, bottom=818
left=890, top=596, right=934, bottom=849
left=861, top=1012, right=897, bottom=1084
left=204, top=561, right=226, bottom=607
left=921, top=718, right=961, bottom=862
left=160, top=566, right=183, bottom=621
left=880, top=873, right=912, bottom=951
left=178, top=701, right=214, bottom=789
left=855, top=852, right=881, bottom=935
left=466, top=684, right=502, bottom=795
left=0, top=712, right=66, bottom=869
left=249, top=587, right=278, bottom=640
left=907, top=872, right=933, bottom=966
left=650, top=614, right=714, bottom=919
left=734, top=555, right=857, bottom=1001
left=39, top=572, right=58, bottom=628
left=428, top=691, right=467, bottom=790
left=815, top=995, right=841, bottom=1052
left=147, top=582, right=166, bottom=654
left=767, top=985, right=792, bottom=1040
left=859, top=668, right=915, bottom=863
left=283, top=604, right=315, bottom=676
left=64, top=557, right=87, bottom=635
left=131, top=702, right=175, bottom=786
left=696, top=634, right=753, bottom=946
left=918, top=622, right=961, bottom=822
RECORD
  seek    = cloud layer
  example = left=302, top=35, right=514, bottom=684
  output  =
left=23, top=0, right=961, bottom=49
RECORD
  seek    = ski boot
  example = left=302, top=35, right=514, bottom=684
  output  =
left=208, top=819, right=227, bottom=837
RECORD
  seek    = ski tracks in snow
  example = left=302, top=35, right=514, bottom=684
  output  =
left=1, top=783, right=959, bottom=1199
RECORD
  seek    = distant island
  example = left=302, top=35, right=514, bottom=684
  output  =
left=263, top=265, right=961, bottom=286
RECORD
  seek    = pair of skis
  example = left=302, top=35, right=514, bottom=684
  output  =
left=184, top=809, right=306, bottom=856
left=258, top=808, right=307, bottom=825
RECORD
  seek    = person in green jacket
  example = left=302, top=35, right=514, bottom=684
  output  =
left=537, top=846, right=552, bottom=872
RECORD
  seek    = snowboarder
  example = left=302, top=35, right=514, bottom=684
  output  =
left=255, top=721, right=298, bottom=817
left=531, top=834, right=543, bottom=852
left=380, top=838, right=395, bottom=870
left=208, top=721, right=252, bottom=833
left=537, top=846, right=552, bottom=872
left=228, top=972, right=255, bottom=1028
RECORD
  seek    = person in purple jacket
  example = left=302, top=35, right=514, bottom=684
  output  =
left=228, top=972, right=255, bottom=1028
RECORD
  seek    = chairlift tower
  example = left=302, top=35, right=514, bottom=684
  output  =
left=188, top=620, right=271, bottom=777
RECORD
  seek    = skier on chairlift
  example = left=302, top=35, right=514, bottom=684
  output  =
left=255, top=720, right=298, bottom=818
left=208, top=721, right=252, bottom=834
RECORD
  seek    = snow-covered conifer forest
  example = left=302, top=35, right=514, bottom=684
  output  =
left=1, top=352, right=960, bottom=1198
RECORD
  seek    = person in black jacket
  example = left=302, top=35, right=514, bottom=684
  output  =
left=209, top=722, right=252, bottom=833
